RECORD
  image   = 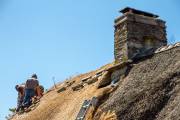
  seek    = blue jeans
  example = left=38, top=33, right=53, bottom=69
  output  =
left=23, top=89, right=35, bottom=107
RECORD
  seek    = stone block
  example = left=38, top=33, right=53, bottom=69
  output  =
left=57, top=87, right=66, bottom=93
left=81, top=76, right=92, bottom=83
left=65, top=80, right=75, bottom=87
left=111, top=66, right=127, bottom=84
left=97, top=71, right=111, bottom=88
left=134, top=15, right=157, bottom=25
left=174, top=42, right=180, bottom=47
left=86, top=76, right=98, bottom=85
left=72, top=83, right=84, bottom=91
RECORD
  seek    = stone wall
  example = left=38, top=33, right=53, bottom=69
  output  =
left=114, top=13, right=167, bottom=63
left=114, top=21, right=128, bottom=62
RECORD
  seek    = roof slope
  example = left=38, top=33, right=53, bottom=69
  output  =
left=94, top=47, right=180, bottom=120
left=12, top=46, right=180, bottom=120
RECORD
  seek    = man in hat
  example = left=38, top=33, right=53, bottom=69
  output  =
left=15, top=84, right=25, bottom=112
left=23, top=74, right=39, bottom=108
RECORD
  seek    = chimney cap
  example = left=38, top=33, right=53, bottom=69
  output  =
left=120, top=7, right=159, bottom=18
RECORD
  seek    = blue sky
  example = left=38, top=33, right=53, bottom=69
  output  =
left=0, top=0, right=179, bottom=119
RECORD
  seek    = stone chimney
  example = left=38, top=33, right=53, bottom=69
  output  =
left=114, top=7, right=167, bottom=63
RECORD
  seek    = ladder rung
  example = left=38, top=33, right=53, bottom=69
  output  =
left=77, top=117, right=83, bottom=120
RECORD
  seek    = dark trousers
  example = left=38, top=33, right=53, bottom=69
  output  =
left=16, top=96, right=23, bottom=112
left=23, top=89, right=35, bottom=108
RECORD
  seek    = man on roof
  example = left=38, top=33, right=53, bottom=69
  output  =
left=22, top=74, right=39, bottom=108
left=15, top=84, right=25, bottom=112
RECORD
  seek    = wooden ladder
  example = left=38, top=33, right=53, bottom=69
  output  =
left=75, top=97, right=98, bottom=120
